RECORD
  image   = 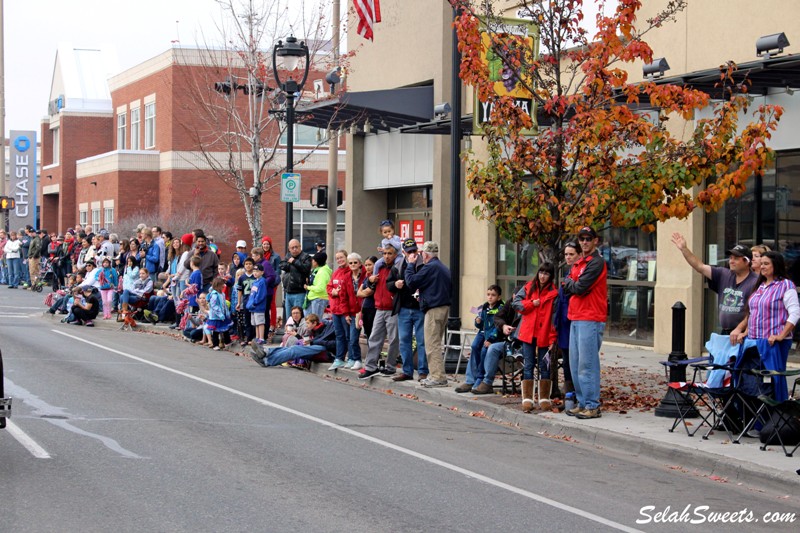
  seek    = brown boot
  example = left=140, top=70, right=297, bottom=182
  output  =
left=538, top=379, right=553, bottom=411
left=521, top=379, right=535, bottom=413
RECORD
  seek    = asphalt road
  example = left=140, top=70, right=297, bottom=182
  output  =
left=1, top=289, right=798, bottom=532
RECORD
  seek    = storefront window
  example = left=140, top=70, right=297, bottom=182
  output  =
left=704, top=152, right=800, bottom=340
left=494, top=225, right=657, bottom=344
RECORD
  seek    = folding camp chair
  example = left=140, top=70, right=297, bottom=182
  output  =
left=499, top=338, right=524, bottom=395
left=659, top=355, right=714, bottom=436
left=733, top=369, right=800, bottom=444
left=758, top=375, right=800, bottom=457
left=691, top=345, right=767, bottom=441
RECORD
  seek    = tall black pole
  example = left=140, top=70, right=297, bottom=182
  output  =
left=285, top=91, right=295, bottom=251
left=448, top=5, right=462, bottom=330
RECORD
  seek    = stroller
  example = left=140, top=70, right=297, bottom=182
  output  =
left=31, top=257, right=57, bottom=292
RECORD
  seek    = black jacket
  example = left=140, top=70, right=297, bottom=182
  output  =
left=493, top=301, right=521, bottom=343
left=280, top=252, right=312, bottom=294
left=387, top=258, right=422, bottom=315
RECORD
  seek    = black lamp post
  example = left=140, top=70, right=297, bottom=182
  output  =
left=273, top=35, right=310, bottom=251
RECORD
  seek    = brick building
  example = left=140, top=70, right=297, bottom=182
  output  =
left=39, top=44, right=345, bottom=255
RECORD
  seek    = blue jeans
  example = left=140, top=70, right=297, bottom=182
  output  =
left=121, top=290, right=145, bottom=306
left=332, top=314, right=362, bottom=362
left=284, top=292, right=306, bottom=315
left=465, top=332, right=487, bottom=385
left=307, top=298, right=328, bottom=318
left=6, top=257, right=22, bottom=287
left=20, top=258, right=30, bottom=284
left=569, top=321, right=604, bottom=410
left=265, top=344, right=326, bottom=366
left=522, top=342, right=550, bottom=380
left=480, top=341, right=506, bottom=386
left=398, top=307, right=428, bottom=377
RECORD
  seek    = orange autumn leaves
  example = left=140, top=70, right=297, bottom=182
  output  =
left=450, top=0, right=781, bottom=249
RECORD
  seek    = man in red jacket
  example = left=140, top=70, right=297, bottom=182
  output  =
left=359, top=244, right=401, bottom=380
left=564, top=226, right=608, bottom=420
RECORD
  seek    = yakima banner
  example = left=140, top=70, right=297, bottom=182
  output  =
left=8, top=130, right=38, bottom=229
left=473, top=17, right=539, bottom=136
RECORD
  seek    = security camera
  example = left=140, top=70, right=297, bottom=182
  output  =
left=434, top=102, right=452, bottom=117
left=643, top=58, right=670, bottom=80
left=757, top=32, right=790, bottom=59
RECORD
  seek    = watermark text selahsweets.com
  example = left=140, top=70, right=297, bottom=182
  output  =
left=637, top=505, right=796, bottom=525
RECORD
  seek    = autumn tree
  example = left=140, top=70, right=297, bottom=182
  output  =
left=175, top=0, right=337, bottom=245
left=450, top=0, right=782, bottom=261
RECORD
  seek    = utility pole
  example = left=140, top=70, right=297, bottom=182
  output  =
left=0, top=0, right=8, bottom=231
left=325, top=0, right=340, bottom=252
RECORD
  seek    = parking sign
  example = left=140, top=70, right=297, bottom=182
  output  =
left=280, top=173, right=301, bottom=202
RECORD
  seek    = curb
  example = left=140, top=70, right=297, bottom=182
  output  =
left=50, top=314, right=800, bottom=494
left=304, top=363, right=800, bottom=495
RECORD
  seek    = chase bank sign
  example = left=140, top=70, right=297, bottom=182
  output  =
left=9, top=130, right=37, bottom=228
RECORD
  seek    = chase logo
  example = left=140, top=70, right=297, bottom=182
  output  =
left=14, top=135, right=31, bottom=152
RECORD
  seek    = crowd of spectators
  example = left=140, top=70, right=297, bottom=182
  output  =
left=12, top=218, right=616, bottom=419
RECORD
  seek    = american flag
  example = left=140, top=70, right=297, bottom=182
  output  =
left=354, top=0, right=381, bottom=41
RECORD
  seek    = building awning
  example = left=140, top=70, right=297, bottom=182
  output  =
left=398, top=114, right=474, bottom=135
left=297, top=86, right=433, bottom=132
left=653, top=53, right=800, bottom=98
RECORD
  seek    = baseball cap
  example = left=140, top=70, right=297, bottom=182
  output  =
left=402, top=238, right=418, bottom=253
left=422, top=241, right=439, bottom=253
left=578, top=226, right=598, bottom=239
left=727, top=244, right=752, bottom=261
left=236, top=240, right=247, bottom=248
left=253, top=263, right=265, bottom=272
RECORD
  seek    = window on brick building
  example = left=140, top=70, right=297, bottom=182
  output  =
left=104, top=207, right=114, bottom=230
left=117, top=112, right=127, bottom=150
left=280, top=124, right=328, bottom=147
left=92, top=209, right=101, bottom=233
left=144, top=102, right=156, bottom=148
left=52, top=127, right=60, bottom=165
left=79, top=210, right=88, bottom=227
left=131, top=107, right=140, bottom=150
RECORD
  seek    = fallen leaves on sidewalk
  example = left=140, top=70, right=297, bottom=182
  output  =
left=599, top=365, right=665, bottom=413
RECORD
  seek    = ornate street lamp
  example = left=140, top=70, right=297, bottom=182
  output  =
left=273, top=35, right=310, bottom=251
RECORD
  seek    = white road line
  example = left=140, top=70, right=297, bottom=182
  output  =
left=0, top=305, right=42, bottom=309
left=52, top=329, right=641, bottom=533
left=0, top=314, right=30, bottom=318
left=5, top=420, right=52, bottom=459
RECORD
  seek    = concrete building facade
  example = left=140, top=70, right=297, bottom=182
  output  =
left=338, top=0, right=800, bottom=356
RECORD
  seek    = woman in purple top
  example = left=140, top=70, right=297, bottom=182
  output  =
left=732, top=251, right=800, bottom=401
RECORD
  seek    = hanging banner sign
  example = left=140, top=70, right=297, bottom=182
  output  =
left=8, top=130, right=38, bottom=229
left=473, top=17, right=539, bottom=136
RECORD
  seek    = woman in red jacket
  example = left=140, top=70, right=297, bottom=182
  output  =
left=512, top=262, right=558, bottom=412
left=327, top=251, right=367, bottom=370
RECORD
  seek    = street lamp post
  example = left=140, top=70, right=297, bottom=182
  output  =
left=273, top=35, right=310, bottom=251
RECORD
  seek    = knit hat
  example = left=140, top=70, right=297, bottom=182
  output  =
left=313, top=252, right=327, bottom=266
left=181, top=233, right=194, bottom=247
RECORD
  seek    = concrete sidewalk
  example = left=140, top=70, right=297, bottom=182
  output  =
left=51, top=313, right=800, bottom=494
left=305, top=342, right=800, bottom=494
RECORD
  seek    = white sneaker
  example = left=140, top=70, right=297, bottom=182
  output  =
left=351, top=360, right=363, bottom=371
left=328, top=360, right=345, bottom=371
left=344, top=359, right=355, bottom=369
